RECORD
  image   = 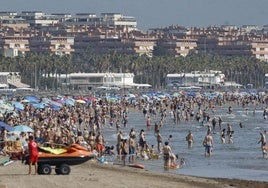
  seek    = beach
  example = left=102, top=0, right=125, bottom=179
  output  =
left=1, top=92, right=268, bottom=187
left=1, top=160, right=268, bottom=188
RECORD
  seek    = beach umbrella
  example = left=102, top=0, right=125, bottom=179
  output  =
left=0, top=102, right=13, bottom=110
left=42, top=98, right=63, bottom=107
left=64, top=98, right=75, bottom=106
left=76, top=99, right=86, bottom=104
left=11, top=125, right=34, bottom=133
left=33, top=102, right=46, bottom=109
left=172, top=92, right=181, bottom=97
left=24, top=96, right=39, bottom=103
left=11, top=101, right=24, bottom=111
left=49, top=104, right=61, bottom=111
left=0, top=121, right=13, bottom=131
left=21, top=99, right=30, bottom=103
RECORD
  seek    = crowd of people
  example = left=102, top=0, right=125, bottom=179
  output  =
left=0, top=91, right=267, bottom=170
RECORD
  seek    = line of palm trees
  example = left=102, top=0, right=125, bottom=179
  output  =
left=0, top=48, right=267, bottom=90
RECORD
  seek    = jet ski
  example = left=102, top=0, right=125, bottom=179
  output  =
left=26, top=143, right=95, bottom=175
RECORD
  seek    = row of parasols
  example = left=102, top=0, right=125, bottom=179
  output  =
left=0, top=122, right=33, bottom=133
left=0, top=96, right=96, bottom=117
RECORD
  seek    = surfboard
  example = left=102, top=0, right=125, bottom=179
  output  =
left=128, top=163, right=145, bottom=169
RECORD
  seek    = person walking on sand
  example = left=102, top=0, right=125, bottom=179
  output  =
left=28, top=135, right=38, bottom=175
left=185, top=130, right=194, bottom=149
left=203, top=132, right=213, bottom=157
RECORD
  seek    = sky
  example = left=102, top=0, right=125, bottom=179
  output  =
left=1, top=0, right=268, bottom=30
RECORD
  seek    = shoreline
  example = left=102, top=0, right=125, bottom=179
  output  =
left=1, top=160, right=268, bottom=188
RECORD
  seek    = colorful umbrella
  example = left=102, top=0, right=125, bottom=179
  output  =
left=76, top=99, right=86, bottom=104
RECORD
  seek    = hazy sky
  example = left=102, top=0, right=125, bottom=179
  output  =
left=1, top=0, right=268, bottom=30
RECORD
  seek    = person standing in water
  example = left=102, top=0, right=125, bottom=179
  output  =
left=146, top=116, right=152, bottom=131
left=258, top=131, right=266, bottom=158
left=185, top=130, right=194, bottom=149
left=218, top=117, right=222, bottom=130
left=162, top=141, right=172, bottom=169
left=128, top=134, right=136, bottom=163
left=155, top=130, right=163, bottom=153
left=227, top=124, right=233, bottom=144
left=120, top=138, right=128, bottom=166
left=221, top=129, right=226, bottom=144
left=203, top=132, right=213, bottom=157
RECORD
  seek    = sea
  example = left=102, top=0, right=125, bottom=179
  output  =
left=100, top=101, right=268, bottom=182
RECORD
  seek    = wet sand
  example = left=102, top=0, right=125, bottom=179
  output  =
left=0, top=160, right=267, bottom=188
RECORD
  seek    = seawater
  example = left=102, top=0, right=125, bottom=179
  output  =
left=102, top=103, right=268, bottom=182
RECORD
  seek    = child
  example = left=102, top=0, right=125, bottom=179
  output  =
left=170, top=153, right=178, bottom=168
left=180, top=157, right=186, bottom=166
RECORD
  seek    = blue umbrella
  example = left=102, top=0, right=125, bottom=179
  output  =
left=0, top=121, right=13, bottom=131
left=12, top=125, right=33, bottom=133
left=11, top=101, right=24, bottom=111
left=33, top=102, right=46, bottom=109
left=24, top=96, right=39, bottom=104
left=64, top=98, right=75, bottom=106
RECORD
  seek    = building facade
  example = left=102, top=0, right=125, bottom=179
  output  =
left=55, top=72, right=151, bottom=90
left=0, top=72, right=30, bottom=88
left=167, top=70, right=225, bottom=88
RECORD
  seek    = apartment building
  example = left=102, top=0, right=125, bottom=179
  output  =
left=29, top=35, right=74, bottom=55
left=74, top=28, right=156, bottom=56
left=1, top=11, right=268, bottom=60
left=156, top=36, right=197, bottom=57
left=0, top=32, right=30, bottom=55
left=59, top=12, right=137, bottom=32
left=250, top=37, right=268, bottom=62
left=18, top=11, right=59, bottom=26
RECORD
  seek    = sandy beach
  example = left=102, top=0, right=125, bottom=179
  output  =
left=0, top=160, right=267, bottom=188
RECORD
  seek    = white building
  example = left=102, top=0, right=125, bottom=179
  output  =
left=0, top=72, right=30, bottom=88
left=55, top=72, right=151, bottom=90
left=64, top=13, right=137, bottom=31
left=18, top=11, right=59, bottom=26
left=4, top=48, right=18, bottom=57
left=167, top=70, right=225, bottom=88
